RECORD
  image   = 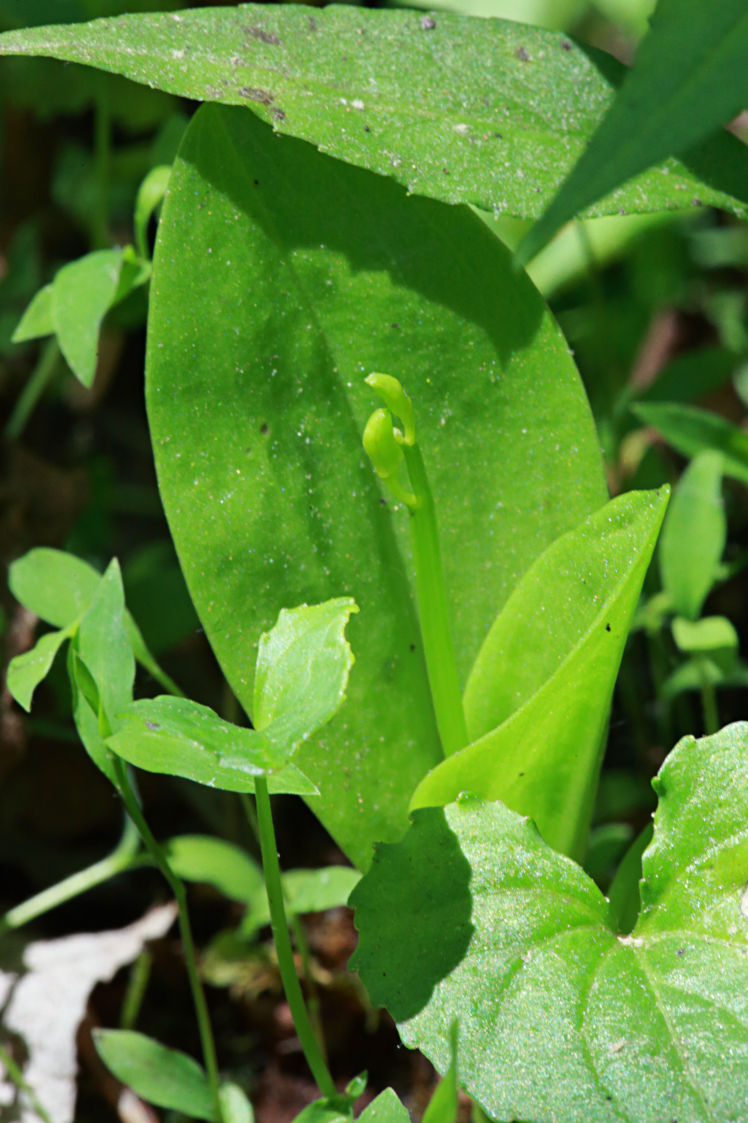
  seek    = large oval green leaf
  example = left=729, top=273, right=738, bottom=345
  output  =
left=1, top=5, right=746, bottom=221
left=146, top=104, right=606, bottom=868
left=351, top=723, right=748, bottom=1121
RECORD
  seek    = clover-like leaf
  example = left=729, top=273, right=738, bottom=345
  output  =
left=107, top=599, right=356, bottom=792
left=351, top=723, right=748, bottom=1122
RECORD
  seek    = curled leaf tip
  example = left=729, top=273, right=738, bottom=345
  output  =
left=366, top=372, right=415, bottom=445
left=362, top=408, right=416, bottom=509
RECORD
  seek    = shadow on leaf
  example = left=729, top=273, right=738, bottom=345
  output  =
left=349, top=807, right=473, bottom=1022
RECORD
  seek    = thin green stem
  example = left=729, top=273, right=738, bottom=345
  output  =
left=402, top=443, right=468, bottom=756
left=113, top=759, right=223, bottom=1122
left=0, top=1044, right=54, bottom=1123
left=697, top=656, right=719, bottom=736
left=5, top=338, right=61, bottom=441
left=0, top=813, right=139, bottom=935
left=253, top=776, right=336, bottom=1098
left=289, top=909, right=327, bottom=1065
left=119, top=949, right=153, bottom=1031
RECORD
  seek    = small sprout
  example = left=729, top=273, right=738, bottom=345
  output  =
left=365, top=372, right=416, bottom=445
left=362, top=408, right=416, bottom=509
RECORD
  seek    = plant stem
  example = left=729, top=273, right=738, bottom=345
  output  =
left=0, top=813, right=139, bottom=935
left=4, top=338, right=61, bottom=441
left=697, top=656, right=719, bottom=736
left=113, top=759, right=223, bottom=1122
left=253, top=776, right=336, bottom=1098
left=402, top=442, right=468, bottom=756
left=119, top=949, right=153, bottom=1030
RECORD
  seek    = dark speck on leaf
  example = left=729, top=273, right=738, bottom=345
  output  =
left=244, top=25, right=281, bottom=45
left=561, top=38, right=573, bottom=51
left=515, top=46, right=530, bottom=61
left=420, top=15, right=436, bottom=29
left=442, top=167, right=450, bottom=175
left=364, top=124, right=371, bottom=133
left=271, top=108, right=286, bottom=121
left=675, top=948, right=686, bottom=956
left=146, top=721, right=160, bottom=731
left=253, top=179, right=260, bottom=186
left=409, top=643, right=416, bottom=652
left=517, top=771, right=525, bottom=778
left=391, top=323, right=400, bottom=330
left=260, top=422, right=269, bottom=434
left=379, top=497, right=387, bottom=506
left=239, top=87, right=274, bottom=106
left=493, top=132, right=502, bottom=139
left=605, top=623, right=611, bottom=632
left=308, top=17, right=317, bottom=31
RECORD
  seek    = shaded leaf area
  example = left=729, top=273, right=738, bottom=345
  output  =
left=0, top=4, right=746, bottom=221
left=634, top=402, right=748, bottom=487
left=412, top=488, right=668, bottom=859
left=521, top=0, right=748, bottom=260
left=146, top=102, right=606, bottom=869
left=352, top=724, right=748, bottom=1122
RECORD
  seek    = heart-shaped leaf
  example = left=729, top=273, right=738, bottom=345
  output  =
left=411, top=488, right=668, bottom=858
left=351, top=722, right=748, bottom=1121
left=145, top=103, right=607, bottom=868
left=1, top=6, right=746, bottom=222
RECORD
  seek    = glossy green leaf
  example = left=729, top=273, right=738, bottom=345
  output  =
left=351, top=723, right=748, bottom=1121
left=146, top=103, right=606, bottom=869
left=411, top=488, right=668, bottom=859
left=634, top=402, right=748, bottom=487
left=9, top=547, right=181, bottom=695
left=107, top=696, right=285, bottom=790
left=242, top=866, right=361, bottom=936
left=1, top=6, right=746, bottom=223
left=51, top=248, right=124, bottom=386
left=93, top=1029, right=217, bottom=1121
left=659, top=450, right=725, bottom=620
left=519, top=0, right=748, bottom=262
left=6, top=623, right=72, bottom=711
left=358, top=1089, right=410, bottom=1123
left=12, top=282, right=53, bottom=342
left=164, top=834, right=264, bottom=903
left=253, top=599, right=358, bottom=752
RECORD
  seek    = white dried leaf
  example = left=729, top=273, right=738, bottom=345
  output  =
left=0, top=902, right=177, bottom=1123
